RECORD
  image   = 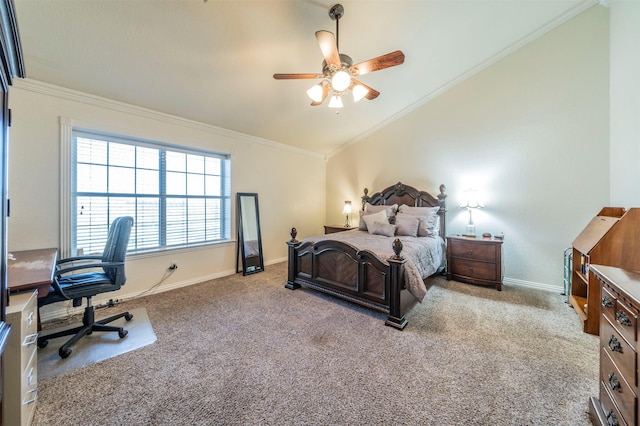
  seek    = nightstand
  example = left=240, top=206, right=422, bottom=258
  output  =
left=446, top=235, right=503, bottom=290
left=324, top=225, right=356, bottom=234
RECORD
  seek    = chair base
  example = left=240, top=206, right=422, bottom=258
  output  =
left=38, top=303, right=133, bottom=359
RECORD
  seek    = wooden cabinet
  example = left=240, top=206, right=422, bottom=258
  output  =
left=323, top=225, right=355, bottom=234
left=569, top=208, right=640, bottom=335
left=446, top=236, right=503, bottom=291
left=4, top=291, right=38, bottom=426
left=589, top=265, right=640, bottom=426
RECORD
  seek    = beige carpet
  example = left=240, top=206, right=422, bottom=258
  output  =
left=32, top=262, right=598, bottom=425
left=38, top=307, right=156, bottom=381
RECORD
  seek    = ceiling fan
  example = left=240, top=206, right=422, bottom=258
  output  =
left=273, top=3, right=405, bottom=108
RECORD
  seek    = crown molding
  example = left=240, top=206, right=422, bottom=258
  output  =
left=13, top=78, right=326, bottom=160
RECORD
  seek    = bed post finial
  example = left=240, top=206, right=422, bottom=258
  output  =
left=391, top=238, right=404, bottom=260
left=290, top=227, right=298, bottom=243
left=361, top=188, right=370, bottom=210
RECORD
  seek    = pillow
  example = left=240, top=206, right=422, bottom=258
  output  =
left=395, top=213, right=420, bottom=237
left=368, top=221, right=396, bottom=237
left=361, top=209, right=388, bottom=232
left=364, top=203, right=398, bottom=218
left=398, top=205, right=440, bottom=237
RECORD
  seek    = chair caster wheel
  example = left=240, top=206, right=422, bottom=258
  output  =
left=119, top=329, right=128, bottom=338
left=125, top=313, right=133, bottom=321
left=59, top=348, right=72, bottom=359
left=38, top=340, right=49, bottom=348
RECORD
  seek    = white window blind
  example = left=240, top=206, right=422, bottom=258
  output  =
left=71, top=130, right=231, bottom=255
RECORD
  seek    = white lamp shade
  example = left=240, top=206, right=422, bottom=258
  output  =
left=328, top=94, right=343, bottom=108
left=352, top=84, right=369, bottom=102
left=306, top=84, right=324, bottom=102
left=331, top=70, right=351, bottom=92
left=342, top=201, right=352, bottom=215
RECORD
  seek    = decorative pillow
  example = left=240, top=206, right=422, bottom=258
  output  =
left=361, top=209, right=388, bottom=232
left=398, top=205, right=440, bottom=237
left=368, top=221, right=396, bottom=237
left=364, top=203, right=398, bottom=218
left=395, top=213, right=420, bottom=237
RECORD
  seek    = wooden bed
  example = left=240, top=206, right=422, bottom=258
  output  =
left=285, top=182, right=447, bottom=330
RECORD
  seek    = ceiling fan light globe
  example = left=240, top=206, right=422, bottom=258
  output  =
left=352, top=84, right=369, bottom=102
left=331, top=70, right=351, bottom=92
left=306, top=84, right=324, bottom=102
left=328, top=94, right=343, bottom=108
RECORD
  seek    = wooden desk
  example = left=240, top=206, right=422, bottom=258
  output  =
left=7, top=248, right=57, bottom=298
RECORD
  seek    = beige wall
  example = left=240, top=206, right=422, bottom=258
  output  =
left=8, top=82, right=326, bottom=319
left=610, top=0, right=640, bottom=207
left=326, top=6, right=610, bottom=288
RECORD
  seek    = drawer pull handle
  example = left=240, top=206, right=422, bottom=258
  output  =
left=602, top=296, right=614, bottom=308
left=605, top=409, right=619, bottom=426
left=616, top=311, right=632, bottom=327
left=608, top=372, right=621, bottom=392
left=608, top=335, right=622, bottom=353
left=22, top=387, right=38, bottom=405
left=23, top=333, right=38, bottom=346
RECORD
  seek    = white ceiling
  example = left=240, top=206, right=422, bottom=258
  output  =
left=13, top=0, right=595, bottom=155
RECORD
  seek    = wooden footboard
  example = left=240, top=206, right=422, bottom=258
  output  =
left=286, top=228, right=408, bottom=330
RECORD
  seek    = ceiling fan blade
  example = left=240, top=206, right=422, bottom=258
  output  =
left=273, top=73, right=323, bottom=80
left=310, top=85, right=330, bottom=106
left=316, top=30, right=341, bottom=68
left=352, top=79, right=380, bottom=100
left=349, top=50, right=405, bottom=76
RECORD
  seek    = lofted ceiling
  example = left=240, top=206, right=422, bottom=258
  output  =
left=13, top=0, right=595, bottom=156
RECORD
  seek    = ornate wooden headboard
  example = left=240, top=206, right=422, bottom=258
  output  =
left=361, top=182, right=447, bottom=239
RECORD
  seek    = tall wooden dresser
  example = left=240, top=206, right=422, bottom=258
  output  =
left=589, top=265, right=640, bottom=426
left=4, top=290, right=38, bottom=426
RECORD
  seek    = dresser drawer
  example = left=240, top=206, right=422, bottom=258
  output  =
left=602, top=317, right=637, bottom=385
left=448, top=257, right=498, bottom=281
left=602, top=286, right=617, bottom=326
left=600, top=381, right=629, bottom=426
left=615, top=299, right=637, bottom=347
left=449, top=240, right=496, bottom=262
left=601, top=346, right=636, bottom=424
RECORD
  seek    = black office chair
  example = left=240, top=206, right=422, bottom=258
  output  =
left=37, top=216, right=134, bottom=359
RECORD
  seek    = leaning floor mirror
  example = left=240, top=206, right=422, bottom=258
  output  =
left=236, top=193, right=264, bottom=275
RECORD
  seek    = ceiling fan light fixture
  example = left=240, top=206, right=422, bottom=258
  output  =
left=331, top=70, right=351, bottom=92
left=306, top=83, right=324, bottom=102
left=352, top=84, right=369, bottom=102
left=328, top=93, right=343, bottom=108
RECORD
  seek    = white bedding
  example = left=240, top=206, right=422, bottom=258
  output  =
left=306, top=230, right=445, bottom=302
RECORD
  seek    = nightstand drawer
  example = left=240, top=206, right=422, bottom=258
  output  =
left=448, top=257, right=498, bottom=281
left=449, top=239, right=496, bottom=262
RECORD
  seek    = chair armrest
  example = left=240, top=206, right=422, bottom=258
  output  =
left=57, top=261, right=124, bottom=276
left=56, top=255, right=103, bottom=265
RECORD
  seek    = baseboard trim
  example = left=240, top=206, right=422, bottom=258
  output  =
left=503, top=277, right=563, bottom=294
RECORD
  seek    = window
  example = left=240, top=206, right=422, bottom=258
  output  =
left=70, top=130, right=231, bottom=255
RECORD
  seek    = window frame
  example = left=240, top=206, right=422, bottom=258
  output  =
left=60, top=120, right=231, bottom=258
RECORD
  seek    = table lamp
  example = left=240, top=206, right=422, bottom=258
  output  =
left=343, top=201, right=352, bottom=228
left=459, top=189, right=484, bottom=237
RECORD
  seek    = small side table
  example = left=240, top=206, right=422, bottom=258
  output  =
left=324, top=225, right=356, bottom=234
left=446, top=235, right=503, bottom=290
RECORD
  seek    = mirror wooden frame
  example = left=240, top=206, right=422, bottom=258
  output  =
left=236, top=193, right=264, bottom=275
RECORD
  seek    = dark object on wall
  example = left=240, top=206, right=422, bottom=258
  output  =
left=236, top=193, right=264, bottom=276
